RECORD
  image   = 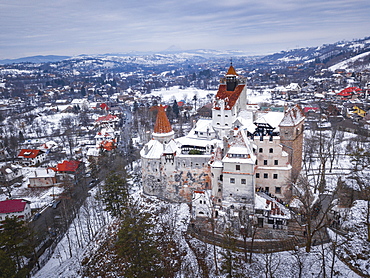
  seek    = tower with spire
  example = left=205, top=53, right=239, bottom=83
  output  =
left=212, top=64, right=248, bottom=138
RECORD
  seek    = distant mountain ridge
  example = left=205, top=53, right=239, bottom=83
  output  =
left=1, top=37, right=369, bottom=72
left=0, top=55, right=71, bottom=65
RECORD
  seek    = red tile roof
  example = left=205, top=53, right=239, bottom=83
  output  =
left=154, top=105, right=172, bottom=134
left=96, top=114, right=118, bottom=122
left=18, top=149, right=42, bottom=159
left=56, top=160, right=81, bottom=172
left=214, top=84, right=245, bottom=110
left=0, top=199, right=28, bottom=214
left=100, top=140, right=116, bottom=151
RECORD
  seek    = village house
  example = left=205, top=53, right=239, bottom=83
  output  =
left=0, top=199, right=32, bottom=227
left=54, top=160, right=84, bottom=184
left=28, top=168, right=57, bottom=188
left=17, top=149, right=47, bottom=166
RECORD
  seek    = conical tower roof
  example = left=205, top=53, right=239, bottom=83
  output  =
left=154, top=105, right=173, bottom=134
left=226, top=64, right=238, bottom=76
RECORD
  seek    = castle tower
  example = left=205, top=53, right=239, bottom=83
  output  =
left=152, top=105, right=174, bottom=144
left=212, top=64, right=247, bottom=139
left=279, top=105, right=305, bottom=180
left=226, top=63, right=238, bottom=91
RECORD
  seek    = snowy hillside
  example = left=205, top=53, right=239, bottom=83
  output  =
left=328, top=51, right=370, bottom=72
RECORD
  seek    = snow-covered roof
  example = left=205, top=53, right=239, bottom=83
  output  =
left=28, top=168, right=56, bottom=178
left=86, top=147, right=100, bottom=157
left=141, top=139, right=164, bottom=159
left=255, top=193, right=291, bottom=218
left=193, top=119, right=213, bottom=133
left=279, top=105, right=305, bottom=127
left=163, top=140, right=178, bottom=154
left=175, top=135, right=219, bottom=148
left=255, top=111, right=284, bottom=129
left=223, top=130, right=256, bottom=164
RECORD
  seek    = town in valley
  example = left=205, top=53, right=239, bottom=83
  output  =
left=1, top=37, right=370, bottom=277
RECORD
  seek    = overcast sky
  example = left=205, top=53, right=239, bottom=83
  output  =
left=0, top=0, right=369, bottom=59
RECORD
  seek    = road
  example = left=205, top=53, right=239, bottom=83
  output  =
left=28, top=176, right=90, bottom=262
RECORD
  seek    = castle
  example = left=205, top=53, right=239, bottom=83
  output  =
left=140, top=64, right=305, bottom=228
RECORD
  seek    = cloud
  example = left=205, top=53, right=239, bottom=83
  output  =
left=0, top=0, right=369, bottom=59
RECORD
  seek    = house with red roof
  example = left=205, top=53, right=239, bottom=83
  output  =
left=17, top=149, right=47, bottom=166
left=55, top=160, right=84, bottom=182
left=56, top=160, right=82, bottom=173
left=0, top=199, right=31, bottom=227
left=95, top=114, right=119, bottom=128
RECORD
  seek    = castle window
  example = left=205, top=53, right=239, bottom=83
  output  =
left=263, top=160, right=267, bottom=165
left=264, top=173, right=268, bottom=179
left=230, top=178, right=235, bottom=184
left=274, top=160, right=278, bottom=165
left=199, top=200, right=202, bottom=204
left=275, top=187, right=281, bottom=194
left=273, top=174, right=278, bottom=179
left=259, top=148, right=263, bottom=153
left=269, top=148, right=273, bottom=153
left=256, top=173, right=260, bottom=178
left=241, top=179, right=246, bottom=184
left=236, top=165, right=240, bottom=171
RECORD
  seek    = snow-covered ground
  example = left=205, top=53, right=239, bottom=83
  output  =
left=30, top=165, right=363, bottom=278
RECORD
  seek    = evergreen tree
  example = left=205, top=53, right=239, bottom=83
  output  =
left=80, top=85, right=86, bottom=96
left=116, top=201, right=163, bottom=278
left=0, top=249, right=16, bottom=278
left=18, top=131, right=24, bottom=142
left=101, top=172, right=129, bottom=217
left=87, top=156, right=98, bottom=180
left=0, top=217, right=33, bottom=273
left=133, top=101, right=139, bottom=113
left=172, top=99, right=179, bottom=119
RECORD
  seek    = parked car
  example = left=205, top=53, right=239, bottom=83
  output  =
left=52, top=200, right=61, bottom=209
left=32, top=213, right=41, bottom=221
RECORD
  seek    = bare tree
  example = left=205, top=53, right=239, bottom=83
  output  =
left=291, top=175, right=335, bottom=252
